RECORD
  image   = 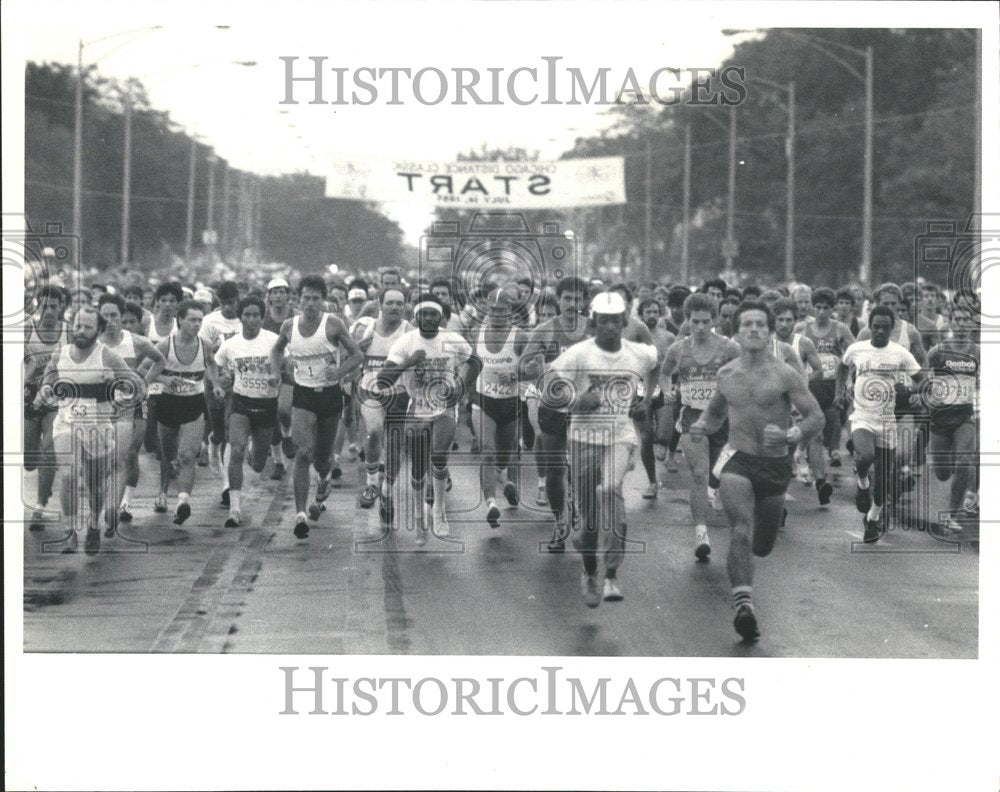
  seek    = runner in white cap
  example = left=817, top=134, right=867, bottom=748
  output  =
left=262, top=277, right=297, bottom=478
left=548, top=291, right=658, bottom=607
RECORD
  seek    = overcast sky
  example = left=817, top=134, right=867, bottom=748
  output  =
left=18, top=1, right=765, bottom=241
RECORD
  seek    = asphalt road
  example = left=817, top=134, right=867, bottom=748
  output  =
left=21, top=429, right=979, bottom=656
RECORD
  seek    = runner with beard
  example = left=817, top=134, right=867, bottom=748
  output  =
left=465, top=287, right=530, bottom=530
left=269, top=275, right=363, bottom=539
left=262, top=278, right=297, bottom=479
left=378, top=295, right=472, bottom=545
left=97, top=294, right=166, bottom=530
left=520, top=276, right=592, bottom=552
left=34, top=304, right=144, bottom=554
left=153, top=300, right=225, bottom=526
left=353, top=286, right=411, bottom=511
left=691, top=300, right=824, bottom=641
left=214, top=296, right=280, bottom=528
left=144, top=282, right=182, bottom=456
left=660, top=293, right=741, bottom=561
left=548, top=292, right=658, bottom=607
left=836, top=305, right=924, bottom=544
left=25, top=285, right=70, bottom=531
left=637, top=296, right=677, bottom=498
left=924, top=300, right=980, bottom=536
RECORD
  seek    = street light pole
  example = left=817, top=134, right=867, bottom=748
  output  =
left=74, top=40, right=83, bottom=240
left=785, top=81, right=796, bottom=282
left=861, top=45, right=874, bottom=288
left=185, top=137, right=197, bottom=263
left=682, top=123, right=691, bottom=286
left=644, top=136, right=653, bottom=283
left=206, top=152, right=217, bottom=264
left=724, top=104, right=737, bottom=273
left=120, top=92, right=132, bottom=266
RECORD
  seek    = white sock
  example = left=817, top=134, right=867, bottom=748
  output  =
left=486, top=497, right=497, bottom=509
left=209, top=442, right=221, bottom=468
left=230, top=489, right=241, bottom=513
left=220, top=446, right=230, bottom=490
left=121, top=485, right=135, bottom=507
left=367, top=470, right=379, bottom=486
left=271, top=444, right=282, bottom=464
left=178, top=491, right=190, bottom=505
left=867, top=503, right=883, bottom=521
left=296, top=511, right=307, bottom=522
left=857, top=474, right=870, bottom=489
left=538, top=477, right=545, bottom=489
left=433, top=474, right=447, bottom=514
left=695, top=523, right=708, bottom=540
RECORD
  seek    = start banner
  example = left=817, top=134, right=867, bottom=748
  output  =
left=324, top=156, right=626, bottom=208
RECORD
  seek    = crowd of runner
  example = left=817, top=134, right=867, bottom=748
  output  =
left=23, top=265, right=981, bottom=641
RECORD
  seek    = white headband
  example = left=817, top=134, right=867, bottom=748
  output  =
left=413, top=301, right=443, bottom=315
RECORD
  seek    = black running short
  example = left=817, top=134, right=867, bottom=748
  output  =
left=930, top=406, right=976, bottom=436
left=292, top=383, right=344, bottom=418
left=231, top=393, right=278, bottom=431
left=537, top=403, right=568, bottom=438
left=721, top=450, right=793, bottom=498
left=474, top=393, right=519, bottom=425
left=157, top=393, right=206, bottom=428
left=810, top=379, right=837, bottom=411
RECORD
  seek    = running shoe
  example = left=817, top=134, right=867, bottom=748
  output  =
left=293, top=519, right=309, bottom=539
left=173, top=502, right=191, bottom=525
left=330, top=464, right=342, bottom=481
left=197, top=444, right=209, bottom=467
left=415, top=522, right=428, bottom=547
left=358, top=484, right=378, bottom=509
left=119, top=506, right=134, bottom=523
left=28, top=509, right=46, bottom=531
left=345, top=444, right=360, bottom=462
left=602, top=578, right=623, bottom=602
left=62, top=529, right=78, bottom=554
left=642, top=482, right=658, bottom=499
left=379, top=493, right=394, bottom=524
left=654, top=444, right=666, bottom=462
left=154, top=493, right=168, bottom=513
left=855, top=485, right=872, bottom=514
left=581, top=573, right=601, bottom=609
left=432, top=510, right=450, bottom=538
left=708, top=487, right=722, bottom=511
left=315, top=476, right=332, bottom=503
left=695, top=527, right=711, bottom=562
left=84, top=527, right=101, bottom=556
left=225, top=512, right=241, bottom=528
left=816, top=480, right=833, bottom=506
left=547, top=522, right=568, bottom=553
left=830, top=449, right=842, bottom=468
left=535, top=486, right=548, bottom=507
left=666, top=456, right=679, bottom=473
left=281, top=436, right=296, bottom=459
left=503, top=481, right=519, bottom=506
left=307, top=502, right=326, bottom=521
left=486, top=503, right=501, bottom=529
left=733, top=604, right=760, bottom=641
left=220, top=488, right=230, bottom=508
left=961, top=489, right=979, bottom=515
left=862, top=516, right=882, bottom=544
left=270, top=462, right=285, bottom=481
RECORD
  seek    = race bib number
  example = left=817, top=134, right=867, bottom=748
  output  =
left=930, top=374, right=976, bottom=407
left=819, top=353, right=839, bottom=380
left=172, top=375, right=200, bottom=395
left=680, top=378, right=716, bottom=410
left=855, top=375, right=895, bottom=411
left=482, top=371, right=516, bottom=398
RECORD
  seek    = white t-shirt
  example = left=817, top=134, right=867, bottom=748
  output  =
left=214, top=330, right=280, bottom=399
left=199, top=310, right=242, bottom=351
left=385, top=329, right=472, bottom=419
left=842, top=339, right=920, bottom=415
left=549, top=338, right=658, bottom=446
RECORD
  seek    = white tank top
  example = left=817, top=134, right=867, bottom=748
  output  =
left=289, top=313, right=340, bottom=388
left=360, top=320, right=410, bottom=393
left=162, top=334, right=206, bottom=396
left=895, top=318, right=911, bottom=351
left=55, top=342, right=118, bottom=422
left=476, top=326, right=520, bottom=399
left=148, top=317, right=176, bottom=345
left=104, top=330, right=138, bottom=368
